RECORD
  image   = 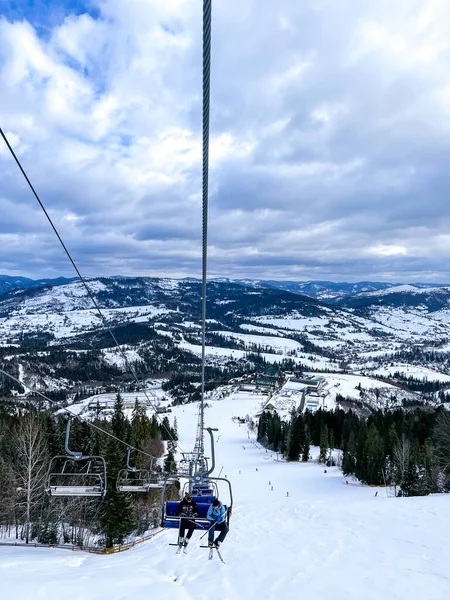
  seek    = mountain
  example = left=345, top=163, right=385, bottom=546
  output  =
left=336, top=285, right=450, bottom=311
left=258, top=280, right=396, bottom=301
left=211, top=278, right=449, bottom=302
left=3, top=277, right=450, bottom=353
left=249, top=280, right=449, bottom=302
left=0, top=274, right=77, bottom=295
left=0, top=276, right=324, bottom=319
left=2, top=274, right=448, bottom=304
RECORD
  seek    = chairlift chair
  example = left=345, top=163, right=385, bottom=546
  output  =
left=161, top=475, right=233, bottom=530
left=161, top=429, right=233, bottom=529
left=46, top=419, right=107, bottom=498
left=116, top=448, right=163, bottom=492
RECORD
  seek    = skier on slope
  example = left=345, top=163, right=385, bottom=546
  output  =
left=207, top=497, right=229, bottom=548
left=176, top=492, right=199, bottom=547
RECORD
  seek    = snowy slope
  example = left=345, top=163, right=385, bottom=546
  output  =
left=1, top=391, right=450, bottom=599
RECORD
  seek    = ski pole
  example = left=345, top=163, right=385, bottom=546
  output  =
left=199, top=520, right=217, bottom=540
left=199, top=507, right=230, bottom=540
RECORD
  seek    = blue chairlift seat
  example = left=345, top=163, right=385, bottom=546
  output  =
left=162, top=500, right=228, bottom=529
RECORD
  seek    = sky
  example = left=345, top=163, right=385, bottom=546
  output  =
left=1, top=0, right=450, bottom=282
left=1, top=389, right=449, bottom=599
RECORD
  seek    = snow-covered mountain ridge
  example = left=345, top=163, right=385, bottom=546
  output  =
left=2, top=274, right=449, bottom=303
left=2, top=276, right=450, bottom=401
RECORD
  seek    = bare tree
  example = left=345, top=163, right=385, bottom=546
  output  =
left=393, top=435, right=411, bottom=484
left=14, top=413, right=49, bottom=543
left=434, top=411, right=450, bottom=484
left=0, top=459, right=17, bottom=535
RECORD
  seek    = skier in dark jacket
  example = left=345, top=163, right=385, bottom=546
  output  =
left=206, top=497, right=228, bottom=547
left=176, top=492, right=199, bottom=546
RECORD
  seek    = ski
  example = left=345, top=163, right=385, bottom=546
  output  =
left=200, top=545, right=225, bottom=563
left=169, top=542, right=185, bottom=555
left=215, top=546, right=225, bottom=564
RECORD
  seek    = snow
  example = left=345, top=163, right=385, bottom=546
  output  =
left=211, top=330, right=303, bottom=354
left=1, top=391, right=450, bottom=599
left=372, top=364, right=450, bottom=382
left=0, top=304, right=173, bottom=342
left=266, top=372, right=407, bottom=418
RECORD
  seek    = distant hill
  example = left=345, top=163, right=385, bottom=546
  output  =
left=3, top=274, right=449, bottom=304
left=0, top=274, right=76, bottom=295
left=336, top=285, right=450, bottom=312
left=0, top=276, right=325, bottom=319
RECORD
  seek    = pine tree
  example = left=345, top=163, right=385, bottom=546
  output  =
left=354, top=422, right=367, bottom=481
left=364, top=424, right=385, bottom=485
left=286, top=413, right=304, bottom=461
left=111, top=394, right=130, bottom=445
left=100, top=438, right=135, bottom=547
left=257, top=412, right=269, bottom=443
left=342, top=431, right=356, bottom=476
left=400, top=462, right=419, bottom=497
left=164, top=440, right=177, bottom=473
left=160, top=416, right=172, bottom=441
left=150, top=415, right=159, bottom=439
left=319, top=424, right=329, bottom=464
left=100, top=394, right=134, bottom=548
left=130, top=399, right=151, bottom=467
left=302, top=425, right=310, bottom=462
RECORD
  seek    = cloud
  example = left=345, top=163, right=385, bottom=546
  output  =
left=1, top=0, right=450, bottom=282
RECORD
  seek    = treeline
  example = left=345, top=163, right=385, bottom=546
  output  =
left=258, top=406, right=450, bottom=496
left=0, top=395, right=178, bottom=548
left=386, top=348, right=450, bottom=368
left=390, top=372, right=448, bottom=394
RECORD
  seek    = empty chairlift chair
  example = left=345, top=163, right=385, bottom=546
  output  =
left=47, top=419, right=107, bottom=498
left=116, top=448, right=163, bottom=492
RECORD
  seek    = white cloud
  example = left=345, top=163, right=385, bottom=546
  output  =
left=1, top=0, right=450, bottom=281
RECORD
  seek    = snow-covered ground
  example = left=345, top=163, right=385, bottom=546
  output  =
left=372, top=364, right=450, bottom=382
left=0, top=304, right=173, bottom=341
left=1, top=391, right=449, bottom=599
left=267, top=372, right=413, bottom=418
left=178, top=337, right=337, bottom=370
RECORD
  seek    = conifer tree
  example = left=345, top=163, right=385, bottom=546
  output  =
left=160, top=416, right=172, bottom=441
left=342, top=431, right=356, bottom=476
left=319, top=424, right=329, bottom=464
left=164, top=439, right=177, bottom=473
left=287, top=413, right=304, bottom=461
left=364, top=424, right=385, bottom=485
left=130, top=399, right=151, bottom=467
left=302, top=425, right=310, bottom=462
left=150, top=415, right=159, bottom=439
left=100, top=438, right=135, bottom=547
left=100, top=394, right=134, bottom=548
left=354, top=422, right=368, bottom=481
left=257, top=412, right=269, bottom=443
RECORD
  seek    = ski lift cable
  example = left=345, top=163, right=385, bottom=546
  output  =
left=0, top=366, right=158, bottom=461
left=0, top=126, right=184, bottom=454
left=199, top=0, right=212, bottom=459
left=191, top=0, right=212, bottom=466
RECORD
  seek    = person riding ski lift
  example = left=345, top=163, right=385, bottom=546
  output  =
left=176, top=492, right=199, bottom=547
left=207, top=497, right=228, bottom=548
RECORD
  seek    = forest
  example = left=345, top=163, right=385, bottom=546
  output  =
left=257, top=403, right=450, bottom=496
left=0, top=395, right=179, bottom=549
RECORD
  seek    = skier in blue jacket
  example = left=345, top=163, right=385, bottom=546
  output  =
left=206, top=497, right=229, bottom=547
